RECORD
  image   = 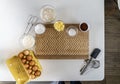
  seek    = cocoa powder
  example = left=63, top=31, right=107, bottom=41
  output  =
left=80, top=23, right=88, bottom=31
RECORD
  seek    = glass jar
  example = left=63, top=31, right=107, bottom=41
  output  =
left=66, top=26, right=78, bottom=37
left=40, top=5, right=56, bottom=23
left=20, top=34, right=35, bottom=49
left=34, top=23, right=46, bottom=35
left=54, top=20, right=65, bottom=32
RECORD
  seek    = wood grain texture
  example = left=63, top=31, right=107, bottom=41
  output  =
left=106, top=75, right=120, bottom=84
left=82, top=80, right=106, bottom=84
left=105, top=11, right=120, bottom=76
left=105, top=0, right=119, bottom=16
left=83, top=0, right=120, bottom=84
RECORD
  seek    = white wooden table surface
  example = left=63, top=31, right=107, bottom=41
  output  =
left=0, top=0, right=104, bottom=81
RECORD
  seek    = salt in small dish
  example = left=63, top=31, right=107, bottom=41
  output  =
left=66, top=26, right=78, bottom=37
left=34, top=23, right=46, bottom=35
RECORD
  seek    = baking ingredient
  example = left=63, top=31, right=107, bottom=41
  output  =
left=80, top=23, right=88, bottom=31
left=29, top=66, right=32, bottom=69
left=24, top=64, right=29, bottom=69
left=40, top=5, right=56, bottom=23
left=23, top=50, right=30, bottom=55
left=30, top=74, right=35, bottom=79
left=29, top=60, right=35, bottom=66
left=35, top=24, right=46, bottom=34
left=21, top=59, right=27, bottom=64
left=17, top=50, right=42, bottom=79
left=22, top=35, right=35, bottom=49
left=32, top=65, right=38, bottom=71
left=35, top=71, right=41, bottom=76
left=27, top=55, right=32, bottom=61
left=26, top=61, right=29, bottom=64
left=23, top=56, right=27, bottom=59
left=67, top=27, right=78, bottom=36
left=18, top=53, right=24, bottom=58
left=28, top=69, right=32, bottom=74
left=31, top=71, right=35, bottom=75
left=54, top=21, right=65, bottom=32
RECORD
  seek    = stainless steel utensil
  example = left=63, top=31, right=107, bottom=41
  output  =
left=19, top=15, right=38, bottom=49
left=91, top=60, right=100, bottom=68
left=23, top=15, right=38, bottom=35
left=80, top=48, right=101, bottom=75
left=83, top=59, right=100, bottom=69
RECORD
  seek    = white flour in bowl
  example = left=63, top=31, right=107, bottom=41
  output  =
left=35, top=24, right=46, bottom=34
left=22, top=35, right=35, bottom=49
left=40, top=5, right=56, bottom=23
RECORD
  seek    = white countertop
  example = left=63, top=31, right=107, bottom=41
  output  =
left=118, top=0, right=120, bottom=10
left=0, top=0, right=104, bottom=81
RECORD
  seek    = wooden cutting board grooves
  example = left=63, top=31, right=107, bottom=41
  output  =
left=35, top=24, right=89, bottom=59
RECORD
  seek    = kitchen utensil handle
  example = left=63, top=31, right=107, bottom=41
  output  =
left=24, top=15, right=33, bottom=35
left=80, top=57, right=92, bottom=75
left=80, top=48, right=101, bottom=75
left=25, top=16, right=38, bottom=34
left=23, top=15, right=38, bottom=35
left=91, top=48, right=101, bottom=59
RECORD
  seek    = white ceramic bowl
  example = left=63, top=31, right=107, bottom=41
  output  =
left=35, top=24, right=46, bottom=34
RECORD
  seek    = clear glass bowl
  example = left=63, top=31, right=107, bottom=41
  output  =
left=40, top=5, right=56, bottom=23
left=19, top=34, right=35, bottom=49
left=66, top=26, right=78, bottom=37
left=34, top=23, right=46, bottom=35
left=54, top=20, right=65, bottom=32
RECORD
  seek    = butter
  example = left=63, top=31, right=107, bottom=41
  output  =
left=54, top=21, right=65, bottom=32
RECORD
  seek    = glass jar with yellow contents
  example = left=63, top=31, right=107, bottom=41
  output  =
left=54, top=20, right=65, bottom=32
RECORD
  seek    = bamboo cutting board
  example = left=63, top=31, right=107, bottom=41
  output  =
left=35, top=24, right=89, bottom=59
